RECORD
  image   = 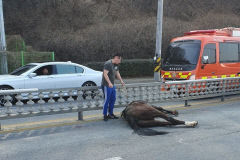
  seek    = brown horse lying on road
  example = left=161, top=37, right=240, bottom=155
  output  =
left=121, top=101, right=198, bottom=136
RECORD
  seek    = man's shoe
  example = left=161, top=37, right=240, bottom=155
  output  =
left=103, top=115, right=108, bottom=121
left=108, top=114, right=119, bottom=119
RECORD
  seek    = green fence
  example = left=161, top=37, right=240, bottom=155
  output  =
left=6, top=51, right=55, bottom=73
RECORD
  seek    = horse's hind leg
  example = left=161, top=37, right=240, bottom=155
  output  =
left=152, top=105, right=178, bottom=116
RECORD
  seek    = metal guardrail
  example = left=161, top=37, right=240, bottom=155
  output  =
left=0, top=77, right=240, bottom=130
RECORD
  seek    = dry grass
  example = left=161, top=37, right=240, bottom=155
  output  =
left=4, top=0, right=240, bottom=63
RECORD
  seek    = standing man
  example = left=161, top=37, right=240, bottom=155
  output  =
left=102, top=54, right=125, bottom=121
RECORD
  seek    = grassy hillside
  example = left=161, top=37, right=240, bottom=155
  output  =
left=3, top=0, right=240, bottom=63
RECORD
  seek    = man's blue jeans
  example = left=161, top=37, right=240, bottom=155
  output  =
left=102, top=86, right=116, bottom=116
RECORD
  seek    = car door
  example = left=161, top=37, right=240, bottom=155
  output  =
left=53, top=64, right=85, bottom=89
left=24, top=65, right=57, bottom=89
left=199, top=43, right=218, bottom=79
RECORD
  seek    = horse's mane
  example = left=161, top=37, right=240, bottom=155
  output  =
left=128, top=100, right=148, bottom=105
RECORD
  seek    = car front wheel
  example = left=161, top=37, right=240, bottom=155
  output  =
left=82, top=81, right=97, bottom=99
left=0, top=86, right=14, bottom=106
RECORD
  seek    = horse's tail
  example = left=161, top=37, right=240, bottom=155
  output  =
left=125, top=116, right=168, bottom=136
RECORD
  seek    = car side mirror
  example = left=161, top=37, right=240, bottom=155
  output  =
left=28, top=73, right=37, bottom=78
left=202, top=56, right=209, bottom=64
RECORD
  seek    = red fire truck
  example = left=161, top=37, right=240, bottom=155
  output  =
left=161, top=27, right=240, bottom=81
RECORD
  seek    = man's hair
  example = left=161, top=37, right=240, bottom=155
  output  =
left=112, top=54, right=122, bottom=58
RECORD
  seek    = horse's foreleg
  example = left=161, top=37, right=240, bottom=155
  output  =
left=165, top=117, right=185, bottom=125
left=152, top=105, right=178, bottom=116
left=137, top=120, right=172, bottom=128
left=154, top=111, right=198, bottom=127
left=153, top=111, right=185, bottom=125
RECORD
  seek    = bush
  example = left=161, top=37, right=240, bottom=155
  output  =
left=85, top=59, right=154, bottom=78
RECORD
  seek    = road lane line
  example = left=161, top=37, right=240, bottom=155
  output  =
left=0, top=119, right=100, bottom=134
left=1, top=114, right=104, bottom=130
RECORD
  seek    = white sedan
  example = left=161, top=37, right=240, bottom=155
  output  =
left=0, top=61, right=102, bottom=90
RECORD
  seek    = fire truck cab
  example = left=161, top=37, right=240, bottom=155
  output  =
left=161, top=27, right=240, bottom=80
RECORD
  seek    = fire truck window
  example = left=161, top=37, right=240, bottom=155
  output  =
left=164, top=40, right=201, bottom=65
left=220, top=43, right=239, bottom=63
left=202, top=44, right=216, bottom=64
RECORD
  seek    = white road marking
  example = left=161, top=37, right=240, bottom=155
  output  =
left=178, top=138, right=184, bottom=144
left=104, top=157, right=123, bottom=160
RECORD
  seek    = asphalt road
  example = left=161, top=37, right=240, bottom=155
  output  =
left=0, top=95, right=240, bottom=160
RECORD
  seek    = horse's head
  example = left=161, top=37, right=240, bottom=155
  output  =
left=121, top=100, right=148, bottom=119
left=121, top=105, right=128, bottom=119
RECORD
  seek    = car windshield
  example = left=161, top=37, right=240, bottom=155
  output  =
left=10, top=64, right=37, bottom=76
left=163, top=40, right=201, bottom=65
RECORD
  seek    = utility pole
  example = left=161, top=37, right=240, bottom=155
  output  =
left=0, top=0, right=8, bottom=74
left=154, top=0, right=163, bottom=81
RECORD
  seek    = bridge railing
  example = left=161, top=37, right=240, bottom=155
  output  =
left=0, top=77, right=240, bottom=129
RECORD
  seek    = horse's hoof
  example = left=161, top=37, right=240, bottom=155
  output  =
left=193, top=121, right=198, bottom=127
left=173, top=110, right=179, bottom=116
left=185, top=121, right=198, bottom=127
